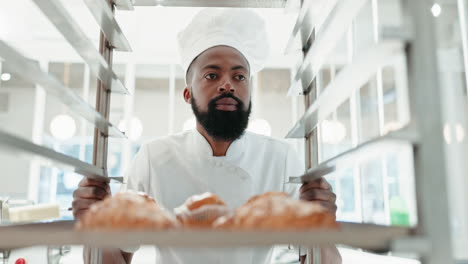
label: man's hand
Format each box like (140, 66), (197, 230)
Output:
(299, 177), (337, 217)
(299, 178), (342, 264)
(72, 178), (111, 220)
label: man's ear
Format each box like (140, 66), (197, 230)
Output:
(183, 87), (191, 104)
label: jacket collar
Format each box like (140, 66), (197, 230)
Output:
(190, 129), (246, 159)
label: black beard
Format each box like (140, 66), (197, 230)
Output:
(191, 93), (251, 141)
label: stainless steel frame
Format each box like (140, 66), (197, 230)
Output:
(89, 0), (116, 262)
(32, 0), (129, 94)
(0, 130), (122, 183)
(133, 0), (286, 8)
(298, 13), (321, 264)
(114, 0), (134, 10)
(284, 0), (338, 54)
(285, 0), (458, 263)
(0, 41), (125, 138)
(405, 0), (454, 263)
(0, 221), (410, 252)
(83, 0), (133, 52)
(288, 0), (370, 96)
(288, 131), (416, 184)
(287, 41), (405, 138)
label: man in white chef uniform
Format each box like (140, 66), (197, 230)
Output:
(72, 8), (341, 264)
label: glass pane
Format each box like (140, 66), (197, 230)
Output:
(353, 1), (376, 55)
(335, 99), (353, 152)
(335, 168), (359, 222)
(358, 77), (380, 142)
(318, 99), (352, 162)
(360, 159), (386, 225)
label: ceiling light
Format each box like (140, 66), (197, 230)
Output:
(50, 114), (77, 141)
(1, 73), (11, 81)
(431, 3), (442, 17)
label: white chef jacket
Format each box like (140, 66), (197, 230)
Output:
(121, 129), (304, 264)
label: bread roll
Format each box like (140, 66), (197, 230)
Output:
(76, 192), (179, 230)
(183, 192), (226, 211)
(213, 191), (338, 230)
(174, 192), (228, 228)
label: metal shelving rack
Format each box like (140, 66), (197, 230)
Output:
(0, 0), (133, 263)
(0, 0), (462, 264)
(285, 0), (456, 264)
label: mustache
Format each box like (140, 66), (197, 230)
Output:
(208, 93), (243, 108)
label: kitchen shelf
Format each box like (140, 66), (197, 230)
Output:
(0, 130), (122, 183)
(0, 221), (411, 252)
(288, 131), (416, 184)
(132, 0), (286, 8)
(286, 41), (404, 138)
(31, 0), (129, 94)
(113, 0), (135, 10)
(284, 0), (338, 54)
(288, 0), (370, 96)
(0, 41), (125, 139)
(83, 0), (132, 52)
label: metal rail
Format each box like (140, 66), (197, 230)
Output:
(288, 131), (416, 184)
(0, 41), (125, 138)
(0, 130), (124, 183)
(113, 0), (135, 10)
(31, 0), (129, 94)
(284, 0), (338, 54)
(83, 0), (132, 52)
(0, 221), (411, 252)
(405, 0), (455, 263)
(286, 41), (404, 138)
(288, 0), (370, 96)
(89, 0), (116, 262)
(133, 0), (286, 7)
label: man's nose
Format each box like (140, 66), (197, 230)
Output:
(218, 78), (235, 93)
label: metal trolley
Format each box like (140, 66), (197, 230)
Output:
(0, 0), (467, 264)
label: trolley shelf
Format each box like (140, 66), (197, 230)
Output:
(113, 0), (135, 10)
(288, 0), (370, 96)
(285, 0), (338, 54)
(0, 221), (412, 252)
(133, 0), (286, 8)
(0, 130), (122, 183)
(31, 0), (129, 94)
(288, 132), (416, 184)
(286, 41), (404, 138)
(0, 41), (125, 139)
(83, 0), (133, 52)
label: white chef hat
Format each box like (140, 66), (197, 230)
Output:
(177, 8), (270, 80)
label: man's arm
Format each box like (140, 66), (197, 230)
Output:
(299, 177), (342, 264)
(73, 179), (135, 264)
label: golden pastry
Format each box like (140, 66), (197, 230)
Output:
(175, 192), (228, 228)
(214, 192), (338, 230)
(76, 192), (179, 230)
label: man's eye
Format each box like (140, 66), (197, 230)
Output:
(205, 73), (217, 80)
(235, 75), (246, 81)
